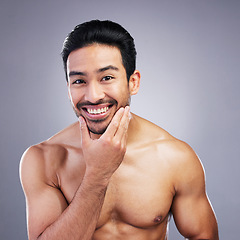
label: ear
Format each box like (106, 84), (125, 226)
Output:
(129, 70), (140, 95)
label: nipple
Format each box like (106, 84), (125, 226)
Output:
(154, 216), (162, 223)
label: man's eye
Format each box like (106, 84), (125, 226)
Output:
(102, 76), (114, 81)
(73, 79), (85, 84)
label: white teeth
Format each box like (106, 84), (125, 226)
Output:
(87, 107), (109, 115)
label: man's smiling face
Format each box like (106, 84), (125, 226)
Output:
(67, 44), (133, 136)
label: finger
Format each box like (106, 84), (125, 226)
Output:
(102, 107), (125, 138)
(79, 116), (90, 146)
(114, 106), (131, 141)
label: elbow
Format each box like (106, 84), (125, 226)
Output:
(188, 231), (219, 240)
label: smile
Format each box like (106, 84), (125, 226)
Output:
(86, 106), (109, 115)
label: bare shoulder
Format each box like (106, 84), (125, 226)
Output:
(19, 143), (66, 195)
(131, 114), (205, 186)
(161, 138), (205, 186)
(151, 127), (206, 193)
(20, 140), (67, 171)
(20, 122), (79, 190)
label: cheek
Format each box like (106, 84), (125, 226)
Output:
(107, 87), (127, 102)
(68, 89), (82, 105)
(109, 81), (129, 96)
(112, 87), (131, 106)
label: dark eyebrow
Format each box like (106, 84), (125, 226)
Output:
(68, 71), (87, 77)
(97, 65), (119, 73)
(68, 65), (118, 78)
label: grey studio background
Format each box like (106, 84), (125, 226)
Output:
(0, 0), (239, 239)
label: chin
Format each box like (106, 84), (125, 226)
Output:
(87, 122), (109, 135)
(88, 128), (106, 135)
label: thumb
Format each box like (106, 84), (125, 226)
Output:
(79, 116), (90, 146)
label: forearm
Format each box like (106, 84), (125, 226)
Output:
(36, 173), (109, 240)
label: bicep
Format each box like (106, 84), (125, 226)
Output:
(170, 149), (218, 239)
(172, 192), (217, 239)
(20, 147), (68, 239)
(26, 184), (68, 239)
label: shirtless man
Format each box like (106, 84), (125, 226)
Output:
(20, 20), (219, 240)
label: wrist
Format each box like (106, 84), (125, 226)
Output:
(84, 168), (111, 187)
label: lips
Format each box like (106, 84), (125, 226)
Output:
(86, 106), (109, 115)
(81, 104), (114, 121)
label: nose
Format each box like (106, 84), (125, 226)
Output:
(85, 81), (105, 103)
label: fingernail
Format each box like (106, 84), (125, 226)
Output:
(125, 106), (130, 111)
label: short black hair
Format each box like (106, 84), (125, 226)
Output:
(61, 20), (137, 81)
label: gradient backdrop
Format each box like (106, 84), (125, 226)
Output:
(0, 0), (239, 239)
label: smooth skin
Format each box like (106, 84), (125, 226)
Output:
(20, 44), (218, 240)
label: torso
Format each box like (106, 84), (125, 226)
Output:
(38, 114), (179, 240)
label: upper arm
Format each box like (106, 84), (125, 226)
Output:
(20, 146), (68, 240)
(171, 143), (219, 240)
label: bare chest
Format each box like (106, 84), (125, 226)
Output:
(59, 149), (174, 230)
(99, 163), (173, 229)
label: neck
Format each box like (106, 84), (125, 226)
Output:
(89, 132), (102, 140)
